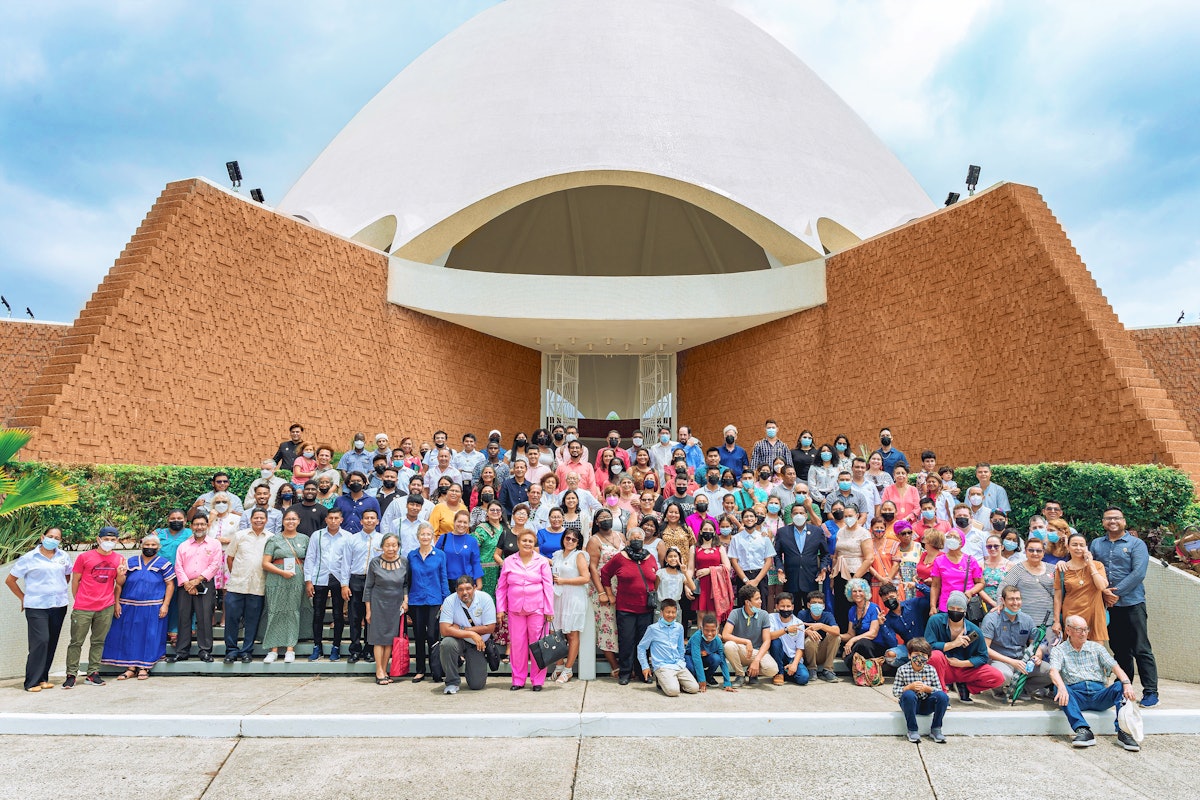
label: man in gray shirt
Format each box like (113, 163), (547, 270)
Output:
(720, 584), (779, 685)
(981, 585), (1050, 697)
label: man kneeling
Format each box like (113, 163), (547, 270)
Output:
(438, 576), (497, 695)
(1049, 614), (1140, 751)
(892, 637), (949, 744)
(637, 599), (699, 696)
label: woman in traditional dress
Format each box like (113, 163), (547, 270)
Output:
(102, 533), (175, 679)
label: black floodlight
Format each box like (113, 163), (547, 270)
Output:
(226, 160), (243, 189)
(966, 164), (981, 193)
(945, 192), (960, 206)
(250, 188), (264, 203)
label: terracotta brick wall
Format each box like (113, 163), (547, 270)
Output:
(1131, 324), (1200, 447)
(12, 179), (542, 466)
(679, 183), (1200, 485)
(0, 320), (69, 426)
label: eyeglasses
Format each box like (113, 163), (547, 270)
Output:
(1066, 625), (1089, 632)
(214, 479), (230, 485)
(985, 544), (1001, 550)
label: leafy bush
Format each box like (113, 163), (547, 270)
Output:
(7, 463), (290, 548)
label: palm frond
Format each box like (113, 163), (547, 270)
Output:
(0, 474), (78, 517)
(0, 428), (33, 464)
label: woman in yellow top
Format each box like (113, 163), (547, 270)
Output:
(428, 483), (468, 536)
(1053, 532), (1109, 642)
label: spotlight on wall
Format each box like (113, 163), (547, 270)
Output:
(25, 307), (35, 319)
(250, 188), (264, 203)
(0, 295), (10, 316)
(966, 164), (981, 195)
(945, 192), (960, 206)
(226, 161), (243, 190)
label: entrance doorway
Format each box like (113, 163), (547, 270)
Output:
(542, 354), (675, 454)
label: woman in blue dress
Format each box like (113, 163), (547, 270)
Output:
(102, 533), (176, 679)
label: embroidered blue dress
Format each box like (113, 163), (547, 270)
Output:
(102, 555), (176, 669)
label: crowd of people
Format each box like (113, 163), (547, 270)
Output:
(5, 422), (1160, 748)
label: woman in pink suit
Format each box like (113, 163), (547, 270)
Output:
(497, 530), (555, 690)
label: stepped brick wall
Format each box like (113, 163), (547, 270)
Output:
(11, 179), (542, 466)
(1131, 324), (1200, 448)
(0, 320), (69, 426)
(678, 183), (1200, 486)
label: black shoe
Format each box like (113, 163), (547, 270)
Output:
(167, 652), (190, 663)
(956, 683), (973, 702)
(746, 675), (758, 685)
(818, 669), (839, 683)
(1072, 727), (1096, 747)
(199, 652), (214, 663)
(532, 685), (543, 692)
(240, 654), (252, 664)
(348, 653), (360, 664)
(618, 675), (630, 685)
(62, 675), (76, 689)
(706, 676), (719, 686)
(364, 653), (375, 663)
(224, 654), (237, 664)
(510, 684), (525, 691)
(1116, 730), (1140, 751)
(84, 673), (105, 686)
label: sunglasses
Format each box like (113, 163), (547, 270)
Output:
(986, 544), (1001, 550)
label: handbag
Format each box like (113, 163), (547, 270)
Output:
(963, 556), (986, 624)
(389, 630), (410, 677)
(851, 652), (885, 686)
(462, 601), (503, 671)
(636, 557), (659, 613)
(529, 624), (569, 670)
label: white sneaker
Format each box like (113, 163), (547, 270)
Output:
(444, 684), (458, 695)
(283, 652), (295, 663)
(263, 652), (278, 664)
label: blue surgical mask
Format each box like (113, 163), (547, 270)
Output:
(1047, 532), (1060, 544)
(1003, 607), (1019, 618)
(838, 480), (851, 491)
(800, 437), (812, 447)
(820, 451), (832, 462)
(658, 617), (674, 628)
(835, 443), (847, 453)
(1003, 540), (1019, 552)
(660, 434), (670, 445)
(766, 427), (777, 438)
(921, 509), (935, 520)
(767, 503), (780, 514)
(42, 537), (60, 551)
(808, 604), (825, 617)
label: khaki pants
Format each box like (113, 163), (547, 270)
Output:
(65, 607), (114, 676)
(803, 633), (839, 672)
(654, 665), (700, 697)
(723, 640), (779, 678)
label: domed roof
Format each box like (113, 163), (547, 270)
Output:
(278, 0), (933, 260)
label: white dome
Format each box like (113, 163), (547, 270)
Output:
(278, 0), (933, 261)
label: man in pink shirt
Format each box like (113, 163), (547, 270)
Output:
(64, 527), (125, 688)
(170, 514), (224, 663)
(556, 439), (598, 499)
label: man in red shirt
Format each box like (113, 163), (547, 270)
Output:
(64, 527), (125, 688)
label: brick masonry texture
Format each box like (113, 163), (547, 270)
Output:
(0, 320), (69, 426)
(11, 179), (542, 466)
(1131, 325), (1200, 448)
(678, 183), (1200, 486)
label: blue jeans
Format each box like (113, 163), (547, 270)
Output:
(899, 689), (949, 732)
(769, 640), (810, 685)
(1061, 680), (1124, 732)
(224, 592), (264, 658)
(885, 644), (910, 668)
(687, 649), (725, 683)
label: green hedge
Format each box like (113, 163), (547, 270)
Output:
(9, 463), (289, 548)
(938, 462), (1195, 537)
(5, 460), (1196, 549)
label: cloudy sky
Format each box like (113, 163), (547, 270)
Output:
(1, 0), (1196, 326)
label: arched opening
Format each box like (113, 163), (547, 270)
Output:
(445, 186), (772, 276)
(816, 217), (862, 254)
(351, 215), (398, 252)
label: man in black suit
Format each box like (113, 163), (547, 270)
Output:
(773, 492), (830, 606)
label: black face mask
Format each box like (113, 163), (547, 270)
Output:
(374, 465), (385, 474)
(721, 479), (735, 488)
(947, 610), (966, 623)
(535, 435), (549, 446)
(481, 493), (494, 503)
(954, 517), (970, 529)
(553, 432), (564, 441)
(883, 598), (899, 611)
(598, 518), (613, 532)
(142, 547), (159, 558)
(608, 438), (619, 447)
(706, 474), (718, 485)
(626, 538), (642, 552)
(675, 486), (687, 496)
(695, 505), (708, 515)
(758, 472), (770, 480)
(382, 480), (396, 489)
(516, 439), (528, 447)
(777, 609), (793, 619)
(755, 514), (766, 526)
(725, 435), (735, 445)
(880, 436), (892, 446)
(700, 531), (714, 541)
(881, 512), (895, 522)
(831, 509), (845, 521)
(992, 520), (1006, 531)
(348, 482), (364, 492)
(167, 520), (185, 532)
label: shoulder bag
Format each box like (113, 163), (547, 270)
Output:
(964, 555), (986, 624)
(636, 557), (659, 613)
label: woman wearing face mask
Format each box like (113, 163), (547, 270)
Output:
(922, 474), (955, 524)
(529, 429), (555, 469)
(717, 513), (740, 550)
(868, 516), (900, 607)
(893, 521), (922, 602)
(1053, 532), (1109, 643)
(754, 465), (775, 499)
(291, 442), (318, 488)
(600, 484), (631, 534)
(587, 509), (626, 677)
(930, 525), (984, 614)
(314, 477), (340, 509)
(469, 475), (495, 528)
(274, 486), (297, 512)
(260, 509), (310, 664)
(599, 521), (659, 685)
(881, 464), (920, 526)
(790, 431), (818, 482)
(101, 533), (175, 680)
(1044, 519), (1070, 564)
(474, 500), (510, 598)
(731, 470), (757, 511)
(831, 507), (874, 631)
(508, 432), (530, 465)
(6, 528), (72, 691)
(832, 435), (854, 472)
(729, 508), (777, 612)
(1001, 528), (1024, 563)
(979, 534), (1011, 613)
(630, 448), (654, 491)
(693, 519), (734, 627)
(808, 444), (839, 510)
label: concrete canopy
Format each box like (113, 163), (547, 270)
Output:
(277, 0), (934, 263)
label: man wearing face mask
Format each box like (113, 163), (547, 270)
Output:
(366, 454), (389, 492)
(648, 427), (679, 481)
(333, 472), (382, 534)
(873, 428), (909, 477)
(696, 463), (730, 509)
(239, 484), (284, 535)
(600, 525), (660, 685)
(667, 472), (696, 518)
(822, 470), (871, 519)
(595, 431), (632, 473)
(924, 591), (1005, 702)
(797, 591), (841, 682)
(245, 459), (286, 507)
(718, 425), (750, 475)
(750, 419), (790, 474)
(878, 581), (928, 670)
(892, 638), (949, 743)
(337, 432), (374, 488)
(773, 500), (830, 603)
(913, 497), (950, 541)
(767, 592), (809, 686)
(684, 495), (717, 536)
(188, 473), (244, 522)
(170, 514), (223, 664)
(64, 527), (126, 687)
(374, 467), (402, 518)
(982, 585), (1051, 699)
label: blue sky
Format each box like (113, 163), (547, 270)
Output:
(1, 0), (1197, 326)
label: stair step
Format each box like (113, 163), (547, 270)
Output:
(81, 660), (518, 677)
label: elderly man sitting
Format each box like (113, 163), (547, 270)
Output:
(1049, 614), (1140, 751)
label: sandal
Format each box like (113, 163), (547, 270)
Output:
(375, 676), (390, 685)
(412, 673), (425, 683)
(555, 669), (572, 684)
(137, 669), (150, 680)
(117, 670), (135, 681)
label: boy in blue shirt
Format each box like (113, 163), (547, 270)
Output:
(797, 590), (840, 682)
(638, 599), (700, 697)
(686, 613), (736, 692)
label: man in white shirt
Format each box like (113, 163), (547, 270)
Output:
(244, 460), (287, 507)
(848, 457), (882, 517)
(453, 433), (486, 492)
(424, 448), (463, 497)
(387, 495), (427, 555)
(423, 430), (457, 469)
(303, 509), (351, 662)
(649, 426), (679, 480)
(438, 577), (497, 694)
(767, 592), (809, 685)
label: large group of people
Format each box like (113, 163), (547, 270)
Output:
(5, 422), (1160, 749)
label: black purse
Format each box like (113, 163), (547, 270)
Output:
(636, 557), (659, 613)
(964, 556), (986, 624)
(530, 623), (569, 670)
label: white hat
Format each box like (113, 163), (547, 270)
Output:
(1118, 701), (1144, 742)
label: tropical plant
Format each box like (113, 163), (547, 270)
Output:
(0, 428), (78, 562)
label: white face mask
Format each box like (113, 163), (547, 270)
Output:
(969, 495), (982, 506)
(99, 540), (117, 552)
(354, 440), (365, 450)
(214, 503), (230, 513)
(632, 437), (643, 447)
(945, 537), (962, 551)
(261, 469), (274, 480)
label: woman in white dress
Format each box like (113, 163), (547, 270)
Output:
(551, 529), (590, 683)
